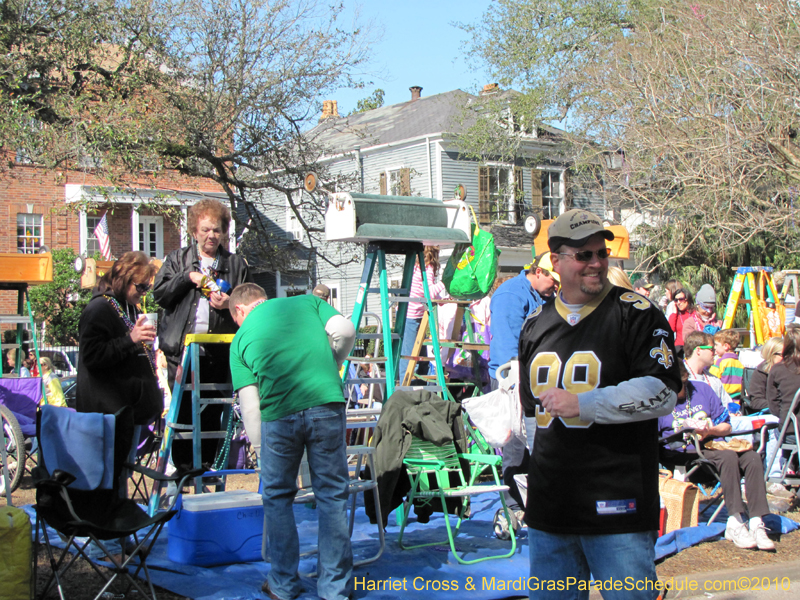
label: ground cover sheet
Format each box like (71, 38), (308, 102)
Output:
(25, 494), (798, 600)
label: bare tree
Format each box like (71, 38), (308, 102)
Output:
(0, 0), (374, 269)
(460, 0), (800, 272)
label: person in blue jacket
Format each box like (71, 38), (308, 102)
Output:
(488, 250), (559, 537)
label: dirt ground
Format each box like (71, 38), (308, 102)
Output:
(10, 473), (800, 599)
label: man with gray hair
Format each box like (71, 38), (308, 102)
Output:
(228, 283), (355, 600)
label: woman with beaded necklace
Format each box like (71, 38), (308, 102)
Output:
(76, 251), (161, 428)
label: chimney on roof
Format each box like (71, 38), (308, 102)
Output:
(480, 83), (500, 96)
(409, 86), (422, 101)
(320, 100), (339, 121)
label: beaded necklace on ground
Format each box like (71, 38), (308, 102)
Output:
(103, 295), (157, 375)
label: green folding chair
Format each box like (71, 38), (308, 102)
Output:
(397, 437), (516, 564)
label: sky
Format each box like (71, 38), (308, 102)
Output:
(332, 1), (493, 115)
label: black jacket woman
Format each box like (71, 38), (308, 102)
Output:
(76, 251), (161, 425)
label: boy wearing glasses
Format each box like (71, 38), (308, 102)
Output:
(518, 209), (681, 599)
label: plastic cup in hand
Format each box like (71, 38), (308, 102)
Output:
(142, 313), (158, 347)
(727, 402), (741, 415)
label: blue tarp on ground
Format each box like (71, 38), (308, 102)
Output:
(25, 495), (799, 600)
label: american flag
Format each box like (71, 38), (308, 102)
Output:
(93, 212), (112, 260)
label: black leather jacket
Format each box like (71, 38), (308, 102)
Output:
(153, 243), (252, 361)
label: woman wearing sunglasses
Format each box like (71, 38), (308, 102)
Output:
(76, 251), (162, 427)
(668, 287), (695, 357)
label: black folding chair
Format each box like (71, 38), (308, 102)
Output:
(765, 388), (800, 489)
(32, 405), (200, 600)
(660, 429), (727, 525)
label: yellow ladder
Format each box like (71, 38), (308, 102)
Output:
(721, 267), (782, 347)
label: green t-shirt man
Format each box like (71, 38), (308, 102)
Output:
(230, 294), (346, 422)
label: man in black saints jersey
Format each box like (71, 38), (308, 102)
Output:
(519, 209), (681, 600)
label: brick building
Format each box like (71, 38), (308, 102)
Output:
(0, 161), (226, 314)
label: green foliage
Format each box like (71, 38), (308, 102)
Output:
(351, 89), (385, 114)
(460, 0), (800, 265)
(0, 0), (374, 271)
(357, 326), (380, 357)
(28, 248), (92, 345)
(639, 224), (800, 329)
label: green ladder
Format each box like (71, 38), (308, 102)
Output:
(148, 334), (237, 515)
(342, 242), (447, 398)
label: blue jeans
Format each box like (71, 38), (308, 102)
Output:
(528, 529), (659, 600)
(261, 403), (353, 600)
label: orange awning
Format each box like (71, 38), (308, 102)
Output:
(533, 221), (630, 259)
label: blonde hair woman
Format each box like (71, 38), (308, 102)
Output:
(39, 357), (66, 407)
(748, 337), (783, 413)
(607, 266), (634, 290)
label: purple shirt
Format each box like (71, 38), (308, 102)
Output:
(658, 379), (729, 452)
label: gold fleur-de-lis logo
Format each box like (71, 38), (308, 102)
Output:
(650, 340), (674, 369)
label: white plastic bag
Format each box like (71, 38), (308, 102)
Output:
(497, 360), (524, 442)
(463, 387), (515, 447)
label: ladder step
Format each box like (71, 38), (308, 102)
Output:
(357, 333), (400, 340)
(173, 431), (231, 440)
(396, 385), (443, 392)
(167, 422), (194, 430)
(198, 397), (236, 405)
(389, 296), (427, 303)
(348, 356), (387, 363)
(0, 343), (23, 350)
(0, 315), (32, 324)
(366, 287), (410, 294)
(345, 378), (387, 385)
(196, 383), (234, 392)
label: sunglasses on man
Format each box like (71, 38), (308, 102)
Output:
(557, 248), (612, 262)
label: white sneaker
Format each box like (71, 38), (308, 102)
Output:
(767, 482), (795, 499)
(725, 522), (757, 549)
(751, 523), (776, 551)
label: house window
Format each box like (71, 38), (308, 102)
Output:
(138, 216), (164, 258)
(541, 171), (562, 220)
(17, 213), (43, 253)
(478, 165), (515, 224)
(286, 193), (304, 241)
(85, 215), (102, 255)
(379, 168), (410, 195)
(276, 270), (310, 298)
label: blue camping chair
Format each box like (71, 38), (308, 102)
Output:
(32, 404), (201, 600)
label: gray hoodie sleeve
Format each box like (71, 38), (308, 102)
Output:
(578, 376), (678, 424)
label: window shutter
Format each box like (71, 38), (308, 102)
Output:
(380, 172), (387, 195)
(562, 169), (572, 209)
(514, 167), (524, 222)
(530, 168), (543, 211)
(478, 166), (489, 225)
(400, 168), (411, 195)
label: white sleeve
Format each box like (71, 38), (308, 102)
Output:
(325, 314), (356, 367)
(237, 385), (261, 461)
(578, 376), (678, 424)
